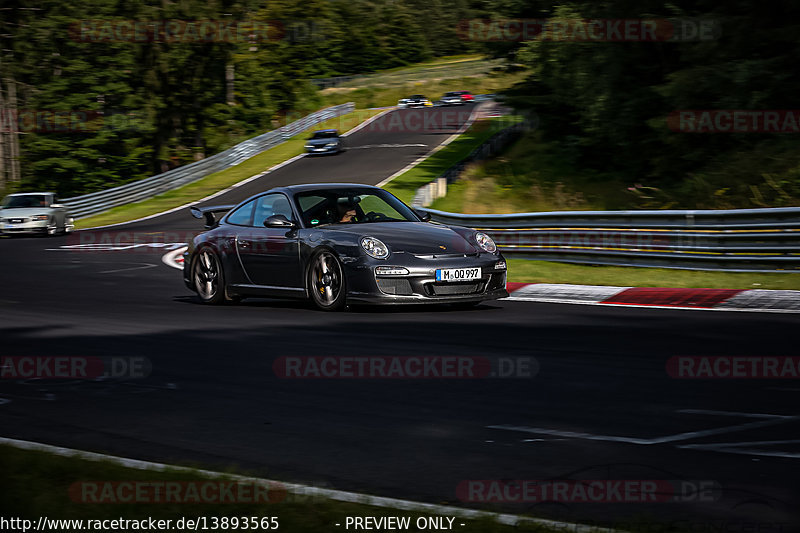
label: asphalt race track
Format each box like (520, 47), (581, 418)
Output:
(2, 105), (799, 531)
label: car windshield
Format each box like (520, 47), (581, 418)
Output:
(295, 189), (419, 227)
(410, 95), (424, 99)
(1, 195), (47, 208)
(311, 131), (338, 140)
(444, 92), (460, 97)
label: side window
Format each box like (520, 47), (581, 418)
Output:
(226, 200), (256, 226)
(254, 194), (294, 226)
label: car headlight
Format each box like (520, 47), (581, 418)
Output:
(361, 237), (390, 259)
(475, 232), (497, 253)
(32, 215), (50, 221)
(325, 142), (338, 147)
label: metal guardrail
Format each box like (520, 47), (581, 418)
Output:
(407, 107), (799, 272)
(424, 207), (800, 272)
(63, 103), (355, 218)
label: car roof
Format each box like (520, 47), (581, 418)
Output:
(313, 129), (338, 133)
(280, 183), (381, 193)
(6, 192), (54, 196)
(236, 183), (383, 206)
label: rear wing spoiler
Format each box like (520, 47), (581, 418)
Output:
(189, 204), (236, 229)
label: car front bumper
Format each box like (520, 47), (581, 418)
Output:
(344, 252), (508, 305)
(305, 145), (340, 154)
(0, 220), (50, 235)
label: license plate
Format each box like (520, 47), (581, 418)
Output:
(436, 267), (481, 282)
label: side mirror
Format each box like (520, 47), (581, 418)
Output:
(264, 214), (296, 228)
(415, 209), (432, 222)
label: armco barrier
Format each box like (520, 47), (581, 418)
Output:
(422, 207), (800, 272)
(63, 103), (355, 218)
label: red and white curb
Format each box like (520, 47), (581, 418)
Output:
(505, 283), (800, 313)
(162, 247), (187, 270)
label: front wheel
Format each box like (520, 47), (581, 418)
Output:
(193, 248), (226, 305)
(307, 249), (347, 311)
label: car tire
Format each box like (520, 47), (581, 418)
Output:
(45, 219), (58, 237)
(307, 249), (347, 311)
(192, 248), (226, 305)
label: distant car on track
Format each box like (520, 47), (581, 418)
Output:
(184, 184), (508, 310)
(304, 129), (344, 155)
(438, 91), (467, 106)
(452, 90), (475, 102)
(0, 192), (74, 236)
(398, 95), (433, 108)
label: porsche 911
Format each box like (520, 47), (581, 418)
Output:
(183, 184), (508, 310)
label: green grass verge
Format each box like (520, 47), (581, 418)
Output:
(506, 259), (800, 290)
(429, 130), (625, 214)
(75, 109), (384, 229)
(383, 116), (523, 205)
(0, 444), (565, 533)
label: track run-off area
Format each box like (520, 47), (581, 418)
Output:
(1, 105), (799, 531)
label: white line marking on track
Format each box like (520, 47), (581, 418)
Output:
(678, 440), (800, 460)
(98, 263), (158, 274)
(677, 409), (796, 419)
(489, 411), (799, 446)
(348, 143), (428, 149)
(0, 436), (627, 533)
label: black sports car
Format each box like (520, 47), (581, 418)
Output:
(183, 184), (508, 310)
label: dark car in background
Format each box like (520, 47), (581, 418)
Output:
(304, 129), (344, 154)
(184, 184), (507, 311)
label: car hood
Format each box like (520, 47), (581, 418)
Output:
(326, 222), (478, 255)
(306, 138), (338, 146)
(0, 207), (52, 218)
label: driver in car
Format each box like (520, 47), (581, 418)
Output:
(337, 201), (358, 223)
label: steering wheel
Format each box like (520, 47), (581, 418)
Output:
(364, 211), (389, 222)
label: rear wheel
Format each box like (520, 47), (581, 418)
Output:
(193, 248), (226, 305)
(307, 249), (346, 311)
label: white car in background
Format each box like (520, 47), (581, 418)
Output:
(0, 192), (74, 236)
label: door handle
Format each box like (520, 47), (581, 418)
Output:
(239, 240), (251, 248)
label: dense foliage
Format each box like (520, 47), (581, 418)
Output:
(491, 0), (800, 208)
(0, 0), (474, 196)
